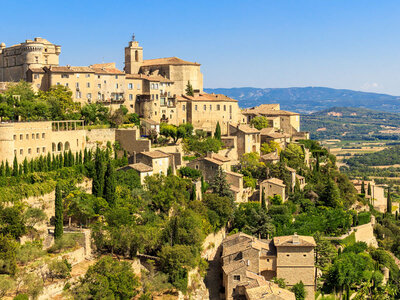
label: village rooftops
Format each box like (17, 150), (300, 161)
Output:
(273, 233), (316, 247)
(43, 63), (124, 75)
(235, 124), (260, 134)
(126, 163), (153, 173)
(222, 260), (246, 274)
(261, 178), (285, 187)
(176, 93), (237, 102)
(261, 152), (279, 161)
(142, 56), (200, 66)
(245, 281), (296, 300)
(140, 150), (170, 159)
(243, 104), (299, 116)
(222, 238), (273, 258)
(125, 73), (173, 83)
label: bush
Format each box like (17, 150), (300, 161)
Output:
(16, 241), (45, 265)
(357, 211), (371, 226)
(13, 294), (29, 300)
(47, 233), (82, 253)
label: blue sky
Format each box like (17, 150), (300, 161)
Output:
(2, 0), (400, 94)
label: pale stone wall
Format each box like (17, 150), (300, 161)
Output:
(115, 128), (150, 154)
(86, 128), (116, 148)
(202, 227), (226, 260)
(260, 181), (286, 202)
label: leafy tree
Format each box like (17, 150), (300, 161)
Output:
(92, 148), (106, 197)
(12, 156), (18, 177)
(291, 281), (306, 300)
(0, 234), (18, 275)
(214, 121), (221, 140)
(261, 140), (281, 155)
(71, 256), (140, 300)
(319, 178), (342, 208)
(0, 206), (26, 239)
(361, 181), (365, 195)
(204, 194), (235, 229)
(210, 168), (233, 199)
(314, 233), (337, 271)
(178, 166), (202, 180)
(185, 81), (194, 96)
(104, 161), (116, 207)
(81, 103), (109, 125)
(48, 259), (71, 281)
(0, 275), (15, 298)
(261, 187), (266, 210)
(182, 136), (222, 156)
(250, 116), (270, 130)
(54, 183), (63, 240)
(38, 85), (79, 120)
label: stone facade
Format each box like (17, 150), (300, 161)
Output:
(260, 178), (286, 203)
(228, 124), (261, 157)
(221, 232), (315, 300)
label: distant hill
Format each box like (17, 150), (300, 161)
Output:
(301, 106), (400, 140)
(204, 87), (400, 113)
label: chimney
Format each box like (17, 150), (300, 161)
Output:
(206, 151), (212, 158)
(292, 232), (300, 245)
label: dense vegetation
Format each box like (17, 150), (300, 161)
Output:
(302, 107), (400, 141)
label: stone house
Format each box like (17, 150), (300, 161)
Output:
(260, 151), (279, 164)
(140, 119), (160, 136)
(221, 232), (315, 300)
(259, 127), (290, 149)
(120, 163), (153, 185)
(228, 124), (261, 157)
(135, 150), (172, 175)
(259, 178), (286, 203)
(286, 166), (306, 190)
(351, 179), (386, 212)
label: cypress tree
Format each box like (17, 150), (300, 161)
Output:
(75, 152), (79, 165)
(387, 188), (392, 214)
(367, 182), (372, 196)
(167, 166), (173, 176)
(84, 148), (88, 164)
(69, 150), (74, 166)
(54, 183), (63, 240)
(29, 159), (34, 173)
(47, 153), (52, 170)
(104, 160), (116, 207)
(92, 148), (106, 197)
(0, 161), (4, 177)
(214, 121), (221, 140)
(122, 150), (128, 165)
(191, 184), (197, 201)
(23, 158), (28, 174)
(5, 160), (10, 177)
(261, 187), (266, 210)
(361, 181), (365, 196)
(396, 210), (398, 220)
(59, 153), (64, 168)
(52, 154), (57, 170)
(63, 151), (69, 167)
(12, 156), (18, 177)
(185, 80), (194, 96)
(79, 150), (83, 165)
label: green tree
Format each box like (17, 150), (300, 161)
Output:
(54, 183), (63, 240)
(23, 158), (28, 174)
(12, 156), (18, 177)
(367, 182), (371, 196)
(261, 140), (281, 155)
(104, 161), (116, 207)
(261, 187), (266, 210)
(210, 168), (233, 198)
(185, 81), (194, 96)
(361, 181), (365, 195)
(291, 281), (306, 300)
(5, 161), (10, 177)
(71, 256), (140, 300)
(214, 121), (221, 140)
(92, 148), (105, 197)
(387, 188), (392, 214)
(0, 234), (18, 275)
(250, 116), (270, 130)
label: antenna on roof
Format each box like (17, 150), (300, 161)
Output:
(131, 33), (136, 41)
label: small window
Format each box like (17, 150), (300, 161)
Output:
(36, 133), (39, 139)
(195, 105), (198, 111)
(98, 84), (101, 88)
(32, 133), (35, 139)
(128, 83), (133, 89)
(19, 134), (23, 140)
(182, 105), (186, 111)
(115, 75), (118, 79)
(303, 254), (307, 257)
(210, 105), (212, 111)
(98, 75), (100, 79)
(28, 148), (31, 154)
(104, 80), (107, 84)
(26, 134), (29, 140)
(34, 74), (40, 79)
(42, 147), (46, 153)
(129, 94), (133, 100)
(217, 104), (220, 111)
(267, 259), (270, 262)
(36, 147), (40, 154)
(87, 93), (92, 99)
(42, 133), (45, 139)
(87, 82), (90, 88)
(156, 94), (158, 100)
(286, 254), (290, 257)
(203, 105), (206, 111)
(224, 105), (226, 111)
(195, 165), (199, 170)
(61, 74), (69, 78)
(13, 135), (16, 140)
(35, 56), (38, 63)
(116, 83), (118, 89)
(20, 149), (23, 155)
(76, 74), (80, 78)
(86, 74), (90, 78)
(233, 275), (240, 281)
(65, 83), (69, 87)
(137, 83), (141, 89)
(14, 149), (17, 156)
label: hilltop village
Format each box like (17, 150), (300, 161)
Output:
(0, 37), (399, 300)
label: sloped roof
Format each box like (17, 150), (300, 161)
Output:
(273, 234), (316, 247)
(245, 282), (296, 300)
(243, 104), (298, 116)
(177, 93), (237, 103)
(222, 260), (246, 274)
(236, 124), (260, 134)
(142, 56), (200, 66)
(28, 67), (45, 73)
(140, 150), (170, 159)
(261, 152), (279, 161)
(211, 153), (231, 162)
(126, 73), (173, 83)
(127, 163), (153, 172)
(261, 178), (285, 187)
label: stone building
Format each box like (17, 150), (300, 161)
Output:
(120, 163), (153, 185)
(259, 178), (286, 203)
(0, 37), (60, 82)
(228, 124), (261, 157)
(135, 150), (172, 175)
(0, 120), (85, 164)
(221, 232), (315, 300)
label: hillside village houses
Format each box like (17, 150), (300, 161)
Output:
(0, 36), (320, 297)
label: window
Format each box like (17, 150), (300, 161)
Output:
(170, 114), (172, 119)
(224, 105), (226, 111)
(76, 91), (81, 99)
(182, 105), (186, 111)
(116, 83), (118, 89)
(61, 74), (69, 78)
(37, 84), (40, 88)
(98, 75), (101, 79)
(35, 56), (38, 63)
(19, 134), (23, 140)
(128, 83), (133, 89)
(44, 56), (48, 64)
(42, 133), (45, 139)
(36, 147), (40, 154)
(13, 135), (16, 140)
(104, 80), (106, 84)
(233, 275), (240, 281)
(151, 95), (154, 100)
(42, 147), (46, 153)
(65, 83), (69, 87)
(76, 74), (80, 78)
(87, 93), (92, 99)
(195, 105), (198, 111)
(115, 75), (118, 79)
(286, 254), (290, 257)
(34, 74), (40, 79)
(20, 149), (23, 155)
(98, 84), (101, 88)
(56, 82), (60, 85)
(210, 105), (212, 111)
(14, 149), (17, 156)
(168, 91), (171, 97)
(155, 83), (159, 89)
(26, 134), (29, 140)
(76, 82), (79, 88)
(203, 105), (206, 111)
(130, 104), (134, 108)
(97, 92), (102, 100)
(217, 104), (220, 111)
(36, 133), (39, 139)
(32, 133), (35, 139)
(129, 94), (133, 100)
(87, 82), (90, 88)
(151, 83), (154, 90)
(156, 94), (158, 100)
(137, 83), (141, 90)
(267, 259), (270, 262)
(28, 148), (31, 154)
(303, 254), (307, 257)
(86, 74), (90, 78)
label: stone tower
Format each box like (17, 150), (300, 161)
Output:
(124, 41), (143, 74)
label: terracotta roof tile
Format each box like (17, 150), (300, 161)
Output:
(140, 150), (170, 159)
(273, 234), (316, 247)
(127, 163), (153, 172)
(261, 178), (285, 187)
(179, 93), (237, 103)
(142, 56), (200, 66)
(222, 260), (246, 274)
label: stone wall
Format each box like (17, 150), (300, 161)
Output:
(202, 227), (226, 260)
(86, 128), (116, 149)
(116, 128), (150, 154)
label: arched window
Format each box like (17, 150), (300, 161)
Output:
(65, 141), (70, 151)
(57, 142), (63, 152)
(135, 50), (139, 62)
(52, 143), (56, 152)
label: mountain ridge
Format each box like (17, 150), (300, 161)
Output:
(204, 86), (400, 113)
